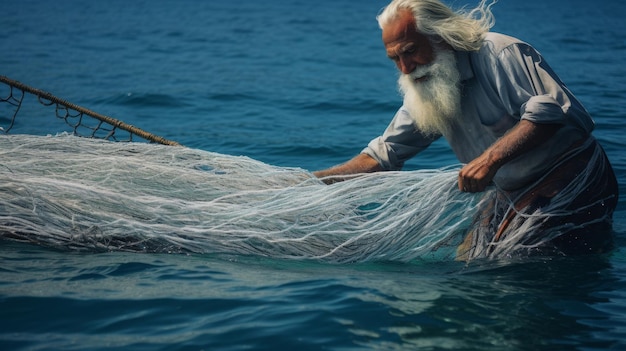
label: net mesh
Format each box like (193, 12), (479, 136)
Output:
(0, 134), (485, 263)
(0, 134), (613, 263)
(0, 75), (180, 145)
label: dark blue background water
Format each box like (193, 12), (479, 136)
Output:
(2, 0), (626, 350)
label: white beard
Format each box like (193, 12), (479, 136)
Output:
(398, 48), (462, 136)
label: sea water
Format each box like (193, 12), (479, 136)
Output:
(1, 0), (626, 350)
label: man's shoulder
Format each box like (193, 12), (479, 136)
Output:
(481, 32), (528, 54)
(463, 32), (535, 77)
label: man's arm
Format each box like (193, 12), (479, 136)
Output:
(458, 119), (561, 192)
(313, 153), (384, 184)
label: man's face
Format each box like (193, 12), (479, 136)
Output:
(384, 10), (462, 137)
(382, 10), (435, 78)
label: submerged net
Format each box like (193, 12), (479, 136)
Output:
(0, 134), (485, 263)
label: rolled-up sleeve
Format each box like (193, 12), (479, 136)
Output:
(362, 108), (439, 170)
(493, 43), (594, 133)
(522, 94), (569, 124)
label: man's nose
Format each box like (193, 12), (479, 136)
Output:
(398, 57), (416, 75)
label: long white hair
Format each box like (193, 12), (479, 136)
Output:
(377, 0), (496, 51)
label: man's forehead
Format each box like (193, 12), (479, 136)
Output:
(381, 10), (419, 46)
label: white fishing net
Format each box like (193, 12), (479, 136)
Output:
(0, 134), (486, 263)
(0, 134), (614, 263)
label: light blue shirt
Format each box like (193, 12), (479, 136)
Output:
(363, 32), (593, 190)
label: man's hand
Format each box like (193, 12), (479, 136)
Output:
(458, 120), (561, 193)
(458, 153), (499, 192)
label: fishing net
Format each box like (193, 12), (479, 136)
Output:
(0, 134), (486, 263)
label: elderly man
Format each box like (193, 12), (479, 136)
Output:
(313, 0), (618, 259)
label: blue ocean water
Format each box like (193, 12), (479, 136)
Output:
(1, 0), (626, 350)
